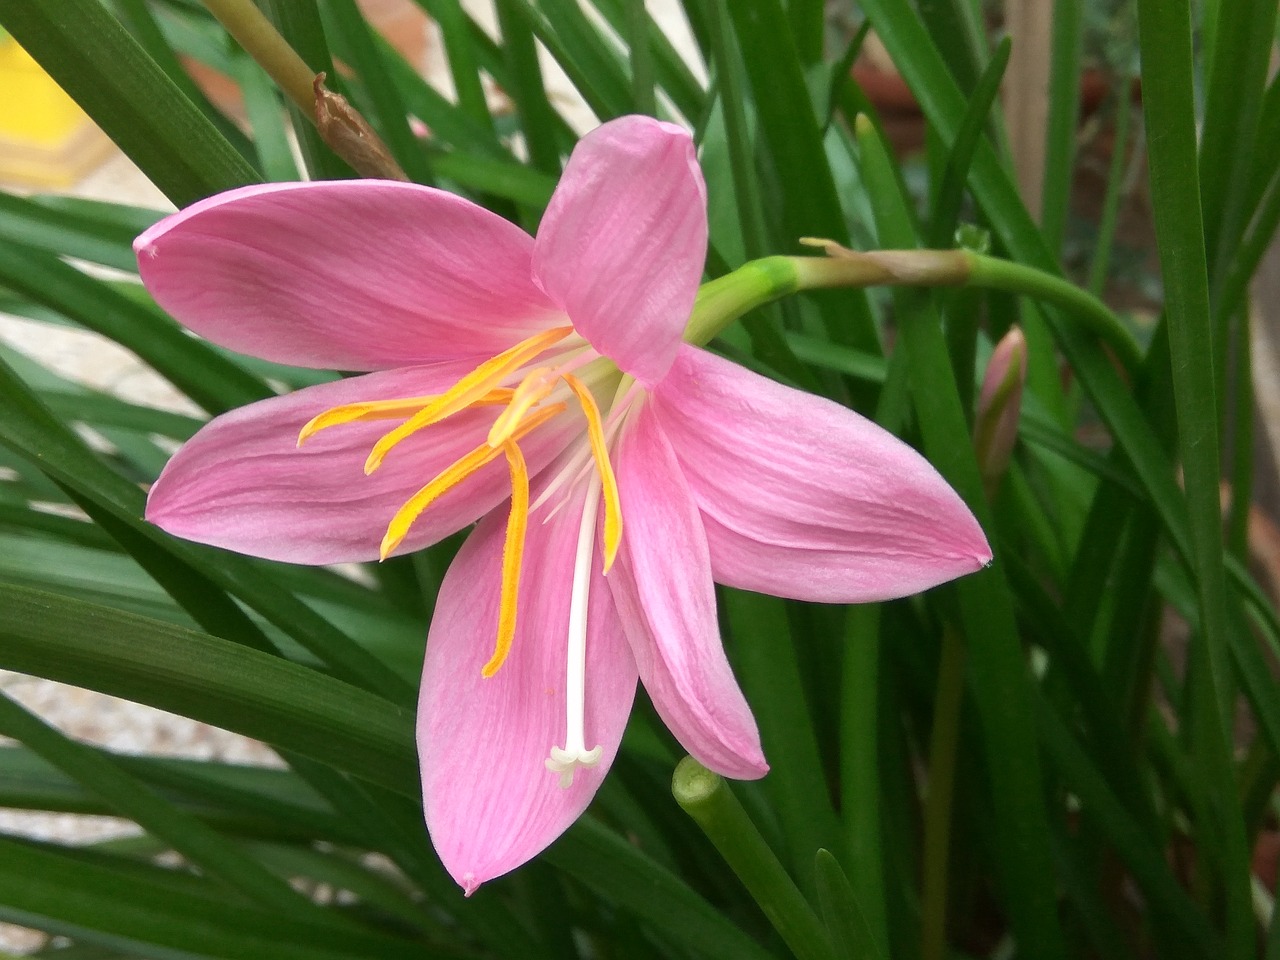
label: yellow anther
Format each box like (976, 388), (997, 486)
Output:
(562, 374), (622, 573)
(483, 439), (529, 678)
(297, 390), (515, 447)
(488, 367), (557, 449)
(365, 325), (573, 474)
(378, 403), (566, 560)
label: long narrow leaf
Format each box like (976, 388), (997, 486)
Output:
(0, 583), (416, 795)
(0, 835), (431, 960)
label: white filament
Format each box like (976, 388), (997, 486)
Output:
(545, 475), (603, 789)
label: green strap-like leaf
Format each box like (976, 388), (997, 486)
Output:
(1135, 2), (1252, 953)
(0, 583), (416, 794)
(856, 116), (1069, 960)
(0, 692), (326, 920)
(546, 819), (778, 960)
(0, 835), (435, 960)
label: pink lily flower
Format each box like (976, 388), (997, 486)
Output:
(136, 115), (991, 894)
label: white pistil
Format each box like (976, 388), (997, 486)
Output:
(545, 475), (603, 789)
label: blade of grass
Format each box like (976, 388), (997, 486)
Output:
(1040, 0), (1083, 254)
(0, 193), (159, 273)
(917, 0), (984, 93)
(1225, 311), (1254, 557)
(1086, 85), (1135, 296)
(591, 0), (707, 123)
(624, 0), (656, 115)
(1199, 0), (1278, 284)
(0, 746), (357, 844)
(112, 0), (258, 165)
(66, 488), (282, 656)
(1035, 696), (1222, 957)
(0, 583), (416, 795)
(1135, 1), (1251, 952)
(494, 0), (563, 177)
(723, 591), (843, 890)
(919, 625), (965, 960)
(0, 835), (431, 960)
(0, 692), (328, 922)
(705, 0), (818, 389)
(856, 115), (1068, 960)
(1244, 75), (1280, 225)
(927, 36), (1012, 247)
(426, 150), (556, 207)
(282, 764), (553, 960)
(835, 363), (914, 960)
(375, 40), (521, 160)
(822, 20), (871, 131)
(236, 54), (303, 181)
(726, 1), (882, 359)
(1215, 167), (1280, 335)
(524, 0), (633, 118)
(546, 819), (778, 960)
(429, 0), (498, 137)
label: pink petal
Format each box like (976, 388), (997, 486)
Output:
(609, 405), (766, 780)
(531, 116), (707, 386)
(653, 346), (992, 603)
(420, 486), (637, 892)
(146, 362), (578, 564)
(135, 181), (561, 371)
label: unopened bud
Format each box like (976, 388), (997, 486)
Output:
(974, 327), (1027, 497)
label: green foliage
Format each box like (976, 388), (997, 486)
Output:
(0, 0), (1277, 956)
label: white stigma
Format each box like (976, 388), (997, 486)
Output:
(545, 475), (602, 789)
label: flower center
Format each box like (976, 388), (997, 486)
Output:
(297, 326), (625, 681)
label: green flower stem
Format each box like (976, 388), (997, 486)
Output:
(965, 254), (1142, 372)
(919, 625), (966, 960)
(203, 0), (407, 181)
(685, 256), (799, 347)
(202, 0), (316, 113)
(672, 757), (836, 960)
(686, 250), (1142, 374)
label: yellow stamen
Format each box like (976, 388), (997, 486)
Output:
(297, 390), (514, 447)
(365, 326), (573, 474)
(562, 373), (622, 573)
(483, 439), (529, 678)
(378, 403), (566, 559)
(487, 367), (557, 448)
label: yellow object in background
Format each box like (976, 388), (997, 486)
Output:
(0, 37), (114, 188)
